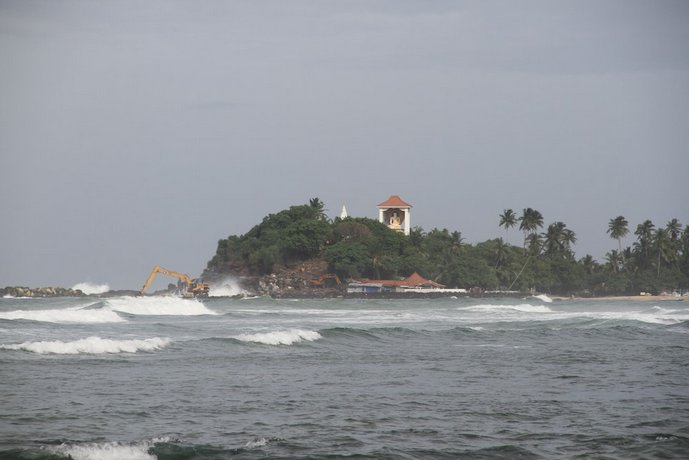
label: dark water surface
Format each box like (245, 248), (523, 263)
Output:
(1, 295), (688, 459)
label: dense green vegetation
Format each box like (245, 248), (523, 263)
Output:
(205, 199), (689, 296)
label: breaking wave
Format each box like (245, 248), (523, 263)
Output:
(72, 282), (110, 295)
(105, 296), (217, 316)
(0, 307), (125, 324)
(0, 336), (171, 354)
(233, 329), (322, 345)
(461, 304), (554, 313)
(531, 294), (553, 303)
(208, 277), (248, 297)
(47, 438), (164, 460)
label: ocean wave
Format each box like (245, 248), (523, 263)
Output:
(105, 296), (217, 316)
(589, 311), (689, 325)
(0, 336), (171, 354)
(531, 294), (553, 303)
(233, 329), (322, 345)
(72, 282), (110, 295)
(460, 304), (554, 313)
(46, 438), (166, 460)
(208, 277), (248, 297)
(0, 307), (125, 324)
(320, 326), (383, 341)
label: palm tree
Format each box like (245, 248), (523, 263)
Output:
(654, 228), (673, 278)
(309, 197), (327, 221)
(519, 208), (544, 248)
(498, 209), (518, 245)
(607, 216), (629, 253)
(544, 222), (565, 256)
(544, 222), (577, 258)
(526, 232), (542, 257)
(494, 238), (508, 269)
(605, 250), (622, 273)
(580, 254), (597, 275)
(666, 218), (682, 241)
(563, 228), (577, 249)
(449, 231), (464, 255)
(634, 220), (655, 266)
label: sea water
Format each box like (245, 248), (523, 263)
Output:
(1, 295), (688, 459)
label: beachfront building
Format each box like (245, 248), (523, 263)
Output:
(347, 272), (449, 294)
(377, 195), (412, 235)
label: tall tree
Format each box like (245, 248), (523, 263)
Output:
(607, 216), (629, 253)
(634, 220), (655, 266)
(605, 250), (623, 274)
(666, 218), (682, 241)
(519, 208), (544, 248)
(544, 222), (577, 258)
(498, 209), (518, 245)
(580, 254), (597, 275)
(309, 197), (327, 221)
(654, 228), (674, 278)
(526, 232), (542, 257)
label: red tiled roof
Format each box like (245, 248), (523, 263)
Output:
(357, 272), (445, 288)
(377, 195), (412, 208)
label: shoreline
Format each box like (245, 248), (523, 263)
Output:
(562, 295), (687, 302)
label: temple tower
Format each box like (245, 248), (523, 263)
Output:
(377, 195), (412, 235)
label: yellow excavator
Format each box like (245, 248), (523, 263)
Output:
(310, 273), (342, 288)
(140, 265), (209, 298)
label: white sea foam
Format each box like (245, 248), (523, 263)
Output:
(461, 304), (554, 313)
(234, 329), (322, 345)
(72, 282), (111, 295)
(106, 296), (217, 316)
(589, 310), (689, 325)
(0, 307), (125, 324)
(1, 336), (171, 354)
(532, 294), (553, 303)
(48, 439), (165, 460)
(208, 277), (248, 297)
(246, 437), (270, 448)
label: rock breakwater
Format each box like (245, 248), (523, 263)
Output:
(1, 286), (86, 298)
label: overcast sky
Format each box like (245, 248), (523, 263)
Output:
(1, 0), (688, 290)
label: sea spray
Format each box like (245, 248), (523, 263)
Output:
(48, 439), (164, 460)
(1, 336), (171, 354)
(72, 282), (111, 295)
(208, 277), (248, 297)
(106, 296), (217, 316)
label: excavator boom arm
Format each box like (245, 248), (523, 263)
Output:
(140, 265), (194, 294)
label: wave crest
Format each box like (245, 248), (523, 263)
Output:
(233, 329), (321, 345)
(72, 282), (110, 295)
(461, 304), (554, 313)
(0, 307), (125, 324)
(208, 277), (248, 297)
(48, 439), (166, 460)
(1, 336), (171, 354)
(106, 296), (217, 316)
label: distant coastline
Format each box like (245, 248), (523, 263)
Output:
(2, 284), (686, 302)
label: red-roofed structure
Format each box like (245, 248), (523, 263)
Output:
(377, 195), (412, 209)
(348, 272), (446, 293)
(377, 195), (412, 235)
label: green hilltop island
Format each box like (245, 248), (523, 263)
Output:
(202, 197), (689, 299)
